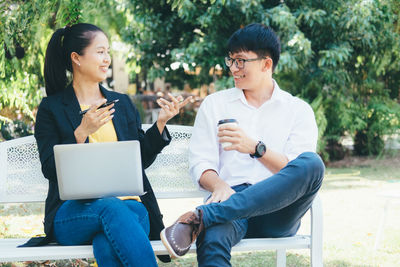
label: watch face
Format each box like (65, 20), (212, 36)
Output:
(257, 142), (266, 156)
(250, 141), (266, 158)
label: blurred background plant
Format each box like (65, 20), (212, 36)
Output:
(1, 0), (399, 160)
(0, 0), (128, 139)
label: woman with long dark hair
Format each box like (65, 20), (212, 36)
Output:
(34, 23), (190, 266)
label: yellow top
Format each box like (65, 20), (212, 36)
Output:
(80, 105), (118, 143)
(81, 105), (140, 202)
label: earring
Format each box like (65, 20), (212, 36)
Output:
(78, 63), (81, 66)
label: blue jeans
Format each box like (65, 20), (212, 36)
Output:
(53, 197), (157, 267)
(196, 152), (325, 267)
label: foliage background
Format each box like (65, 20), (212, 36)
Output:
(1, 0), (399, 160)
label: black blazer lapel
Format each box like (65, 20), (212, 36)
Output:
(62, 84), (83, 133)
(100, 85), (126, 141)
(61, 84), (125, 142)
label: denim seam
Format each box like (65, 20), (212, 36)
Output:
(100, 214), (130, 267)
(54, 214), (99, 225)
(138, 211), (149, 228)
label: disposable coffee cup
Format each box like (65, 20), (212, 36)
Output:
(218, 119), (238, 148)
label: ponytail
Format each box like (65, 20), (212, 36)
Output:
(43, 23), (104, 96)
(44, 28), (68, 96)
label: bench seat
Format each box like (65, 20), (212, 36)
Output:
(0, 124), (323, 266)
(0, 236), (311, 262)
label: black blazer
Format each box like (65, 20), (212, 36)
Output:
(33, 84), (171, 261)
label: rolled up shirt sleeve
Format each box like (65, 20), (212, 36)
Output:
(283, 100), (318, 161)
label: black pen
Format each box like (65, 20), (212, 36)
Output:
(79, 99), (119, 115)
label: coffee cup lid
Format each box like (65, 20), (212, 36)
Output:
(218, 119), (238, 125)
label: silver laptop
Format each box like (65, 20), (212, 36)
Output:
(54, 140), (144, 200)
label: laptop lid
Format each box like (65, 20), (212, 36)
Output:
(54, 140), (144, 200)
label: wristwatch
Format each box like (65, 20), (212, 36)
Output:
(250, 141), (266, 158)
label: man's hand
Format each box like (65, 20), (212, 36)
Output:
(217, 124), (289, 173)
(205, 180), (236, 204)
(218, 124), (257, 154)
(199, 170), (235, 204)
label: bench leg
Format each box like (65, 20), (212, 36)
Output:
(276, 249), (286, 267)
(310, 195), (323, 267)
(374, 199), (389, 250)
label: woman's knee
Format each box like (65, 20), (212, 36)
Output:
(53, 201), (101, 245)
(125, 200), (148, 219)
(94, 197), (123, 207)
(92, 197), (127, 215)
(124, 200), (150, 234)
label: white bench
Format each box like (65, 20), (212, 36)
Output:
(0, 124), (323, 266)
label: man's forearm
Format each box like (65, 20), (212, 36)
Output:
(257, 148), (289, 174)
(199, 169), (227, 192)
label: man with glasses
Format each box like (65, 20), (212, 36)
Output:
(161, 23), (325, 266)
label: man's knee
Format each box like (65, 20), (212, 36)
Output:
(297, 152), (325, 179)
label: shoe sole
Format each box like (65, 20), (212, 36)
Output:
(160, 228), (180, 259)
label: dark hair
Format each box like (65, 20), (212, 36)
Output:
(44, 23), (105, 96)
(227, 23), (281, 71)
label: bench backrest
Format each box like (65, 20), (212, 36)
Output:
(0, 124), (205, 204)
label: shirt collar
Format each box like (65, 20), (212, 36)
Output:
(227, 79), (285, 104)
(227, 87), (245, 103)
(270, 80), (285, 102)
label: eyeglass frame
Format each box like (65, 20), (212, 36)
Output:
(224, 56), (270, 69)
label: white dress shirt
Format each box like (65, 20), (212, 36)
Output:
(189, 80), (318, 189)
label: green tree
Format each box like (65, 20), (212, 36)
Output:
(121, 0), (400, 158)
(1, 0), (399, 158)
(0, 0), (128, 139)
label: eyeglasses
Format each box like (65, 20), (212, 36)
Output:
(224, 56), (268, 69)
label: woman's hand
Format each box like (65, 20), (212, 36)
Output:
(156, 93), (192, 133)
(74, 99), (115, 143)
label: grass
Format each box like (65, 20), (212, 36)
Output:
(1, 154), (400, 266)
